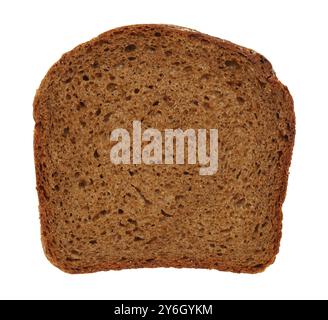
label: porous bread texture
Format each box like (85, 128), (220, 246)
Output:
(34, 24), (295, 274)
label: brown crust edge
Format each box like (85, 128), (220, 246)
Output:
(33, 24), (295, 274)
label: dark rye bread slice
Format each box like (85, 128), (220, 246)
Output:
(34, 24), (295, 274)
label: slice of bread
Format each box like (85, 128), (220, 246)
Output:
(34, 24), (295, 274)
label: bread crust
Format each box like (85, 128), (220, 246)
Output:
(34, 24), (295, 274)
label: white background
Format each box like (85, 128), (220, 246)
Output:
(0, 0), (327, 300)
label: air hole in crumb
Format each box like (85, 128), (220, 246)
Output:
(225, 60), (240, 69)
(134, 88), (140, 94)
(103, 113), (112, 122)
(91, 61), (99, 68)
(237, 97), (245, 104)
(147, 46), (156, 52)
(71, 250), (80, 256)
(128, 56), (136, 61)
(63, 127), (69, 137)
(282, 134), (289, 141)
(118, 209), (124, 214)
(78, 180), (87, 188)
(235, 198), (245, 207)
(165, 50), (172, 56)
(200, 74), (210, 81)
(127, 218), (137, 225)
(95, 108), (101, 116)
(66, 257), (80, 262)
(92, 210), (109, 221)
(89, 240), (97, 245)
(106, 83), (117, 91)
(82, 75), (89, 81)
(94, 150), (100, 158)
(125, 44), (136, 52)
(259, 80), (266, 88)
(152, 100), (159, 106)
(161, 209), (173, 217)
(77, 101), (86, 111)
(203, 102), (210, 109)
(154, 32), (161, 37)
(134, 236), (144, 241)
(183, 66), (192, 72)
